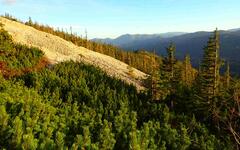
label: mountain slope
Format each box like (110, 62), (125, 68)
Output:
(0, 17), (147, 90)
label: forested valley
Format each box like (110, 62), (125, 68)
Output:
(0, 15), (240, 149)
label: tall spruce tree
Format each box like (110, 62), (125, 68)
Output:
(149, 50), (161, 100)
(224, 62), (231, 89)
(163, 43), (176, 80)
(198, 29), (221, 101)
(182, 54), (194, 87)
(148, 50), (170, 101)
(161, 43), (177, 89)
(160, 43), (178, 107)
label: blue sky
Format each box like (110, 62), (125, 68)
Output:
(0, 0), (240, 38)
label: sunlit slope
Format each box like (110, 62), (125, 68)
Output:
(0, 17), (147, 90)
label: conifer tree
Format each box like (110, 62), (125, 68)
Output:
(163, 43), (176, 80)
(82, 126), (91, 149)
(161, 43), (179, 89)
(12, 117), (23, 148)
(99, 120), (116, 150)
(224, 62), (231, 89)
(28, 17), (33, 26)
(149, 51), (161, 100)
(182, 54), (194, 86)
(198, 29), (221, 101)
(55, 131), (65, 150)
(161, 43), (178, 107)
(148, 50), (169, 101)
(129, 112), (141, 150)
(22, 128), (38, 150)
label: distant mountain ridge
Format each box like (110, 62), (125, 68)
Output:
(92, 29), (240, 75)
(92, 32), (187, 47)
(227, 28), (240, 32)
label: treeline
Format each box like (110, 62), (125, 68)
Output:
(2, 13), (161, 74)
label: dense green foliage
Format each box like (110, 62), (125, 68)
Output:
(0, 17), (239, 149)
(1, 61), (234, 149)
